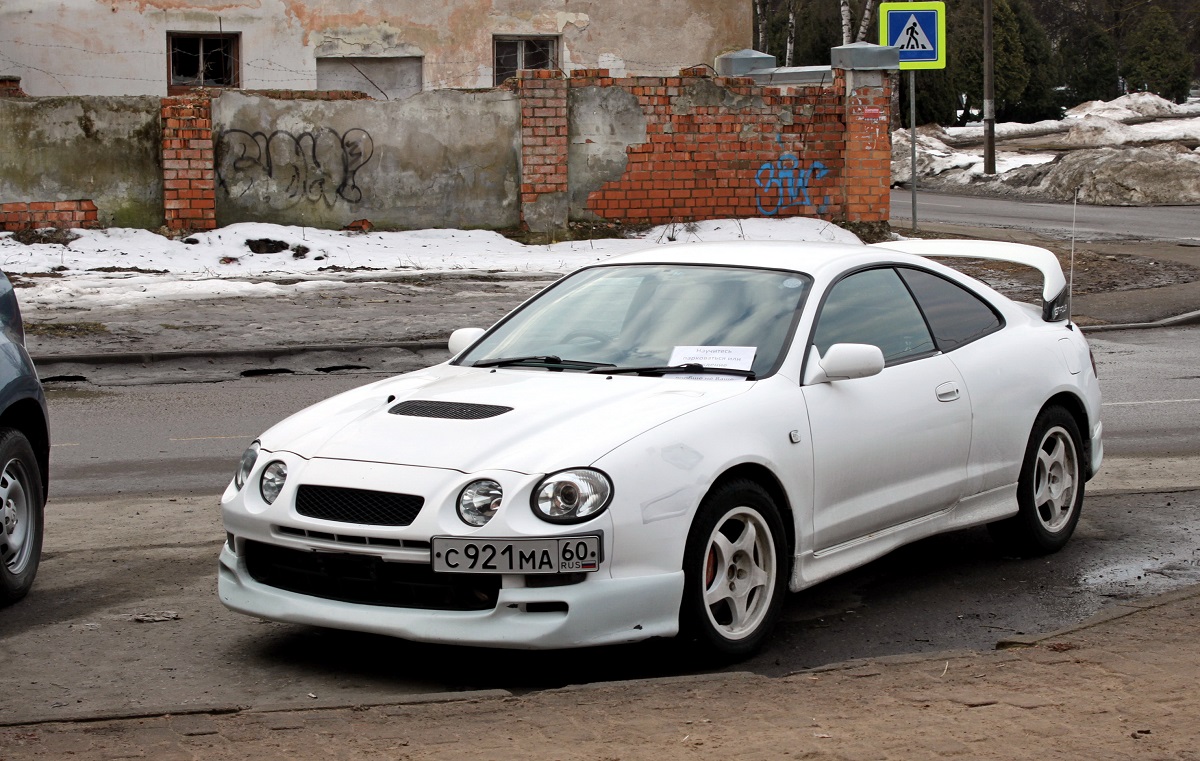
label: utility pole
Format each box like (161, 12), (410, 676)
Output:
(982, 0), (996, 174)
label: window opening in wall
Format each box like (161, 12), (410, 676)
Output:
(494, 37), (558, 85)
(168, 33), (240, 94)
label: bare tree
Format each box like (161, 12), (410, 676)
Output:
(785, 0), (798, 65)
(757, 0), (771, 53)
(840, 0), (882, 44)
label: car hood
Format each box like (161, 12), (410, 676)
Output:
(261, 365), (753, 474)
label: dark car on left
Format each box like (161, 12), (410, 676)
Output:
(0, 270), (49, 606)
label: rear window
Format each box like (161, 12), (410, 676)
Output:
(898, 267), (1002, 351)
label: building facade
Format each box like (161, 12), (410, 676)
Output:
(1, 0), (750, 98)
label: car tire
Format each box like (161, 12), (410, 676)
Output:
(0, 429), (44, 606)
(988, 406), (1084, 557)
(679, 480), (787, 660)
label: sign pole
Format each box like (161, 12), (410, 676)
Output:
(880, 1), (945, 235)
(909, 70), (917, 232)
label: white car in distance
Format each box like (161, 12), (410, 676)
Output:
(219, 239), (1102, 659)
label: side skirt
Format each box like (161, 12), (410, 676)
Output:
(788, 484), (1017, 593)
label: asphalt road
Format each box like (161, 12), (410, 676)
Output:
(890, 189), (1200, 243)
(5, 325), (1195, 723)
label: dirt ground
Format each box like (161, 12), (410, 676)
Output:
(4, 584), (1200, 759)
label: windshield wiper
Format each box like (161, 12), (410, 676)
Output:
(587, 363), (756, 379)
(473, 355), (615, 370)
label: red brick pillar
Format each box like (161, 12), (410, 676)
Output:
(517, 70), (569, 234)
(161, 95), (217, 231)
(838, 68), (892, 223)
(0, 76), (28, 97)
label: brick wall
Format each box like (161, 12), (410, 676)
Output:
(1, 200), (98, 232)
(161, 96), (217, 231)
(517, 66), (891, 231)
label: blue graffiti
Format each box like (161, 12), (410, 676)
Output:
(754, 140), (830, 216)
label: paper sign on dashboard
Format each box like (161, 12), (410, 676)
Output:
(667, 346), (756, 380)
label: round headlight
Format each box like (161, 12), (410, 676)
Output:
(532, 469), (612, 524)
(260, 461), (287, 504)
(458, 480), (503, 527)
(234, 442), (260, 490)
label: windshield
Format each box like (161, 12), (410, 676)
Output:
(456, 264), (812, 378)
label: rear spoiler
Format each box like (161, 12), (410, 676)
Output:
(870, 239), (1069, 322)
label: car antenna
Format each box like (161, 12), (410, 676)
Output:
(1068, 186), (1078, 325)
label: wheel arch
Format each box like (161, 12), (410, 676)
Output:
(706, 463), (796, 559)
(0, 398), (50, 500)
(1040, 391), (1092, 479)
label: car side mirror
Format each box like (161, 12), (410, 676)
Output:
(803, 343), (885, 385)
(447, 327), (486, 357)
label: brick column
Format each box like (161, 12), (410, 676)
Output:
(517, 70), (569, 234)
(161, 96), (217, 231)
(838, 68), (893, 223)
(0, 76), (28, 97)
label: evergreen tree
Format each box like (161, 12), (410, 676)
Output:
(1065, 20), (1120, 102)
(1122, 6), (1193, 102)
(998, 0), (1061, 121)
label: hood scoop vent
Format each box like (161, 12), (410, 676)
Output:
(388, 400), (513, 420)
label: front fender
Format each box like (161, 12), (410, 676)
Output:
(591, 378), (813, 580)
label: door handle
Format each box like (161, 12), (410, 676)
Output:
(936, 382), (960, 402)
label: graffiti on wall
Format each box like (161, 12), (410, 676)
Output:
(754, 138), (830, 216)
(216, 128), (374, 209)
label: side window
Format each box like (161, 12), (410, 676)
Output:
(813, 268), (935, 364)
(898, 268), (1002, 351)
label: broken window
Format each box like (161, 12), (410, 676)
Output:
(494, 37), (558, 85)
(168, 33), (239, 94)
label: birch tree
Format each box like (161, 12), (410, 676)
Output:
(839, 0), (882, 44)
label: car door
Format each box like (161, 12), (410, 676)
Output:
(802, 267), (972, 553)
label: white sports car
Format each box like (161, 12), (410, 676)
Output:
(219, 239), (1102, 658)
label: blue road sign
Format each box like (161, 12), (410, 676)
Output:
(879, 2), (946, 70)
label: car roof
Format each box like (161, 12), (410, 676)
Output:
(601, 241), (932, 281)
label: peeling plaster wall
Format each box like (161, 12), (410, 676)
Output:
(1, 0), (749, 96)
(0, 97), (163, 228)
(212, 90), (521, 229)
(1, 1), (313, 96)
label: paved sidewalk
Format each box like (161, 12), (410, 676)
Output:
(4, 584), (1199, 759)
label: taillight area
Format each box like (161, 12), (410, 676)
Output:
(1088, 346), (1098, 378)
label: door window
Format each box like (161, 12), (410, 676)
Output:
(812, 268), (935, 364)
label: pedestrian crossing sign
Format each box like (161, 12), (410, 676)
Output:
(879, 1), (946, 70)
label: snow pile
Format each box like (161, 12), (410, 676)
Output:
(1, 217), (860, 311)
(897, 92), (1200, 204)
(1066, 92), (1200, 119)
(892, 126), (1056, 181)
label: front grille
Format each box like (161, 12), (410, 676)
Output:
(389, 400), (513, 420)
(244, 540), (500, 611)
(296, 485), (423, 526)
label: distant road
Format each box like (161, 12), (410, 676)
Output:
(890, 189), (1200, 242)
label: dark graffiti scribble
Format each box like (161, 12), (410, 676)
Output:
(216, 128), (374, 209)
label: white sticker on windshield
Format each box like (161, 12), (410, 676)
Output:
(782, 278), (805, 289)
(667, 346), (756, 380)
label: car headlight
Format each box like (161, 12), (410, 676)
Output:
(458, 480), (503, 527)
(234, 442), (260, 490)
(260, 461), (287, 504)
(532, 469), (612, 524)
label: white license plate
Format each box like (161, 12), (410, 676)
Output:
(431, 536), (600, 574)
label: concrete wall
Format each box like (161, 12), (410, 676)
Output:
(2, 0), (749, 97)
(212, 90), (522, 229)
(0, 97), (163, 228)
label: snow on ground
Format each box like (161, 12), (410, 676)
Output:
(1, 217), (860, 311)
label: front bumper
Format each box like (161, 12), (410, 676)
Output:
(218, 542), (684, 649)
